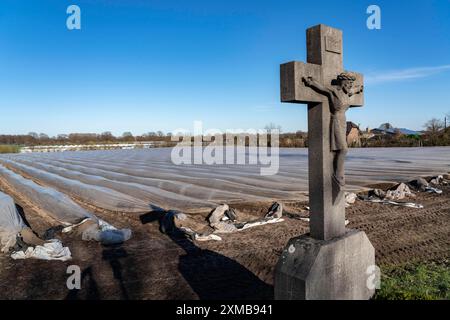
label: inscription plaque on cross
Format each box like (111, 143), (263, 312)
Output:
(280, 24), (364, 241)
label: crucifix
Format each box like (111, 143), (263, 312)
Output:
(275, 25), (374, 300)
(280, 24), (364, 241)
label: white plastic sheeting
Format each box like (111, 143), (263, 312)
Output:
(63, 218), (132, 245)
(0, 191), (25, 252)
(0, 159), (151, 213)
(11, 239), (71, 261)
(0, 147), (449, 212)
(0, 164), (94, 225)
(0, 190), (72, 260)
(0, 165), (132, 246)
(9, 157), (219, 211)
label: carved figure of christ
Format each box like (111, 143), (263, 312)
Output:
(303, 74), (363, 187)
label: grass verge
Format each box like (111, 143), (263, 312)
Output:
(375, 260), (449, 300)
(0, 145), (21, 154)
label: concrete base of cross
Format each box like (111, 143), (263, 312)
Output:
(274, 229), (376, 300)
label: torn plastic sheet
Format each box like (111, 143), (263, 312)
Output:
(180, 227), (223, 242)
(162, 202), (287, 241)
(408, 177), (443, 194)
(298, 217), (350, 226)
(0, 191), (26, 252)
(345, 192), (357, 207)
(1, 190), (72, 260)
(208, 202), (285, 234)
(425, 187), (443, 194)
(63, 218), (132, 245)
(11, 239), (71, 261)
(385, 183), (413, 200)
(0, 165), (131, 245)
(361, 198), (424, 209)
(237, 217), (285, 230)
(361, 180), (428, 208)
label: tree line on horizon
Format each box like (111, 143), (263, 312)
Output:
(0, 116), (449, 151)
(0, 131), (173, 146)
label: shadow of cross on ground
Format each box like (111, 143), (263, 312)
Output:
(140, 211), (274, 300)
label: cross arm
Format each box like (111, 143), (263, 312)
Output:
(281, 61), (365, 107)
(280, 61), (324, 104)
(347, 71), (364, 108)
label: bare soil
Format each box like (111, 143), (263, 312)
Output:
(0, 183), (448, 300)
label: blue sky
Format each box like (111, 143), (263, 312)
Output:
(0, 0), (449, 136)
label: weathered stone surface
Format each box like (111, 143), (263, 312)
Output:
(276, 24), (375, 300)
(280, 24), (365, 241)
(280, 62), (323, 104)
(274, 229), (375, 300)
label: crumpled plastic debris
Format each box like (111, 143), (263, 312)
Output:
(210, 221), (239, 234)
(224, 208), (238, 222)
(385, 183), (413, 201)
(297, 217), (349, 226)
(408, 177), (429, 191)
(0, 191), (26, 253)
(193, 232), (222, 242)
(265, 202), (283, 219)
(345, 192), (358, 207)
(407, 177), (443, 194)
(361, 198), (424, 209)
(11, 239), (71, 261)
(368, 189), (386, 199)
(238, 217), (284, 230)
(425, 186), (443, 194)
(360, 172), (448, 208)
(211, 202), (285, 233)
(429, 175), (443, 185)
(161, 202), (285, 241)
(208, 204), (230, 227)
(62, 218), (132, 245)
(360, 181), (423, 208)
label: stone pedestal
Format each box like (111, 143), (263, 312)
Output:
(274, 229), (375, 300)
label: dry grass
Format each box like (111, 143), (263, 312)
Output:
(0, 145), (21, 154)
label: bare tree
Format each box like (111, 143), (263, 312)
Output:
(424, 118), (444, 134)
(100, 131), (115, 142)
(424, 118), (444, 146)
(28, 132), (39, 139)
(122, 132), (134, 142)
(264, 123), (282, 133)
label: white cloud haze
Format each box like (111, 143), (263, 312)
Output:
(366, 64), (450, 85)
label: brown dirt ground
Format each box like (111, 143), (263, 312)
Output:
(0, 179), (449, 300)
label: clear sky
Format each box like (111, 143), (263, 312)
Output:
(0, 0), (449, 136)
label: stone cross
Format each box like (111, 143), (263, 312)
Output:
(280, 24), (364, 241)
(275, 24), (374, 300)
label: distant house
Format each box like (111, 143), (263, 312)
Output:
(370, 123), (422, 137)
(346, 122), (361, 147)
(386, 128), (422, 136)
(370, 128), (387, 136)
